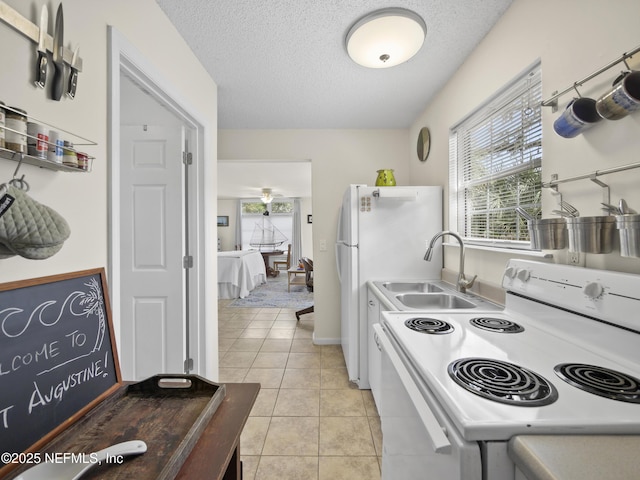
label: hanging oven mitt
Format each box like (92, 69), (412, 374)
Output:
(0, 185), (70, 259)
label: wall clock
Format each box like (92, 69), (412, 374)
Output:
(417, 127), (431, 162)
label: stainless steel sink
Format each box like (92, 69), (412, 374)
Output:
(371, 280), (502, 312)
(395, 293), (477, 310)
(380, 282), (443, 293)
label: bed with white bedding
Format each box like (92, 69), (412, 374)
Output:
(218, 250), (267, 299)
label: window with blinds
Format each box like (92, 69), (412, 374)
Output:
(240, 199), (293, 251)
(449, 62), (542, 248)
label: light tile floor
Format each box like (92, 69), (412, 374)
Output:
(218, 301), (382, 480)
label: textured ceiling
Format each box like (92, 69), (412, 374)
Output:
(218, 160), (312, 199)
(155, 0), (514, 129)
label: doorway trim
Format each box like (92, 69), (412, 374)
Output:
(107, 27), (216, 379)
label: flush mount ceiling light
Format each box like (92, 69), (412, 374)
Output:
(346, 7), (426, 69)
(261, 188), (273, 204)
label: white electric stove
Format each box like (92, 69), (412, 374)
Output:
(375, 259), (640, 480)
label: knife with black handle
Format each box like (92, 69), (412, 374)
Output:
(34, 5), (48, 88)
(51, 4), (64, 101)
(67, 47), (79, 99)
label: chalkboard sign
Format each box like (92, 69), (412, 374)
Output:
(0, 269), (121, 466)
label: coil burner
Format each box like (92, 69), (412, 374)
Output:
(404, 317), (454, 335)
(469, 317), (524, 333)
(448, 358), (558, 406)
(554, 363), (640, 403)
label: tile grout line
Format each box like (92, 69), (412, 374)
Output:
(220, 304), (381, 479)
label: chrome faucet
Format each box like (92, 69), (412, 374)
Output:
(424, 231), (477, 293)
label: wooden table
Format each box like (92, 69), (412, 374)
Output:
(259, 250), (284, 277)
(1, 383), (259, 480)
(287, 267), (307, 292)
(176, 382), (260, 480)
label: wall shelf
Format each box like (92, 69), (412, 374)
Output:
(0, 148), (91, 173)
(1, 105), (96, 174)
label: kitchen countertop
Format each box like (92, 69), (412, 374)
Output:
(366, 280), (397, 310)
(508, 435), (640, 480)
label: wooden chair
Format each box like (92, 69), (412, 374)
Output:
(295, 257), (314, 321)
(273, 244), (291, 272)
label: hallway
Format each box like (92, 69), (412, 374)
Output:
(218, 302), (382, 480)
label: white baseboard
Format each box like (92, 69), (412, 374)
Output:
(312, 333), (340, 345)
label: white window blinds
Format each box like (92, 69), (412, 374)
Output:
(240, 199), (294, 251)
(449, 62), (542, 247)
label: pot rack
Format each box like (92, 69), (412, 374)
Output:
(0, 1), (82, 71)
(541, 44), (640, 112)
(542, 161), (640, 209)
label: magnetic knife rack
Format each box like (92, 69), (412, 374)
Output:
(0, 1), (82, 71)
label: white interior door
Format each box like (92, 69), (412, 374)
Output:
(119, 124), (185, 380)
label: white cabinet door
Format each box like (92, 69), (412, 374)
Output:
(367, 287), (382, 406)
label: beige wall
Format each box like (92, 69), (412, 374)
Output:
(0, 0), (217, 283)
(217, 199), (238, 251)
(0, 0), (218, 371)
(219, 129), (409, 342)
(409, 0), (640, 286)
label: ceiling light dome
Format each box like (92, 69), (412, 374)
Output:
(346, 8), (426, 69)
(261, 188), (273, 204)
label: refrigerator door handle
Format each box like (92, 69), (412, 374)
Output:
(336, 196), (357, 247)
(335, 242), (357, 282)
(335, 242), (342, 283)
(336, 204), (344, 283)
(336, 201), (344, 241)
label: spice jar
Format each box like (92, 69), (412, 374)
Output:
(5, 107), (27, 153)
(0, 101), (6, 149)
(47, 130), (63, 163)
(27, 122), (49, 159)
(62, 140), (78, 167)
(76, 152), (89, 170)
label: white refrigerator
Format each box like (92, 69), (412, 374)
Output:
(336, 184), (443, 388)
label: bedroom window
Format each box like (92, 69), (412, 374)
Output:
(449, 62), (542, 248)
(240, 199), (293, 251)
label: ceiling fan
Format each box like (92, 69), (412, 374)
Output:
(260, 188), (273, 204)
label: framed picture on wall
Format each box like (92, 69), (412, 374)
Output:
(217, 216), (229, 227)
(307, 214), (312, 224)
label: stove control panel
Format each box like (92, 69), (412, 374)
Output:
(504, 266), (518, 279)
(583, 281), (604, 300)
(502, 259), (640, 331)
(516, 268), (531, 282)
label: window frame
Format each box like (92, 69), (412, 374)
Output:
(239, 198), (294, 251)
(449, 61), (542, 250)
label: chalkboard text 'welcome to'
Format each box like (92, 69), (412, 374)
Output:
(0, 270), (119, 464)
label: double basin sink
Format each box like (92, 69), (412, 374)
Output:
(373, 281), (501, 311)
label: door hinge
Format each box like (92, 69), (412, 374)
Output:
(182, 151), (193, 165)
(183, 255), (193, 269)
(184, 358), (193, 373)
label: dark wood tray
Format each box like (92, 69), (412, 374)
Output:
(7, 374), (226, 480)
